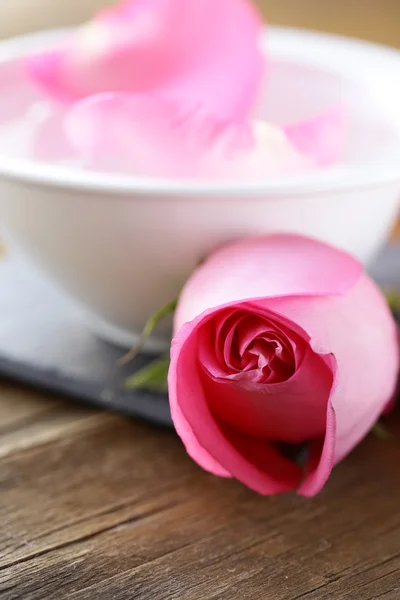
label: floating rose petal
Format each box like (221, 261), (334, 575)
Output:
(65, 92), (312, 179)
(284, 105), (346, 167)
(0, 101), (73, 161)
(30, 104), (75, 162)
(27, 0), (264, 120)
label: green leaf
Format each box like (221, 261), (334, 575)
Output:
(124, 355), (170, 394)
(141, 298), (178, 341)
(372, 421), (395, 442)
(385, 290), (400, 314)
(118, 298), (177, 366)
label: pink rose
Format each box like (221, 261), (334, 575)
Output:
(168, 235), (399, 496)
(65, 93), (345, 178)
(27, 0), (264, 121)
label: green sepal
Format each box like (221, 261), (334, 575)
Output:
(124, 355), (170, 394)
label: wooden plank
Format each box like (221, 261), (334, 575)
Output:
(0, 393), (399, 599)
(0, 385), (111, 460)
(0, 385), (58, 432)
(0, 407), (196, 569)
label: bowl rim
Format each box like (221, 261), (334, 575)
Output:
(0, 25), (399, 197)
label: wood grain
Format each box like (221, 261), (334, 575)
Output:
(0, 385), (400, 599)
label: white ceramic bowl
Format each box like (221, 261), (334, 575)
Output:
(0, 27), (400, 349)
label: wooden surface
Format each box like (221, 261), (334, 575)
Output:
(1, 1), (400, 598)
(0, 386), (400, 600)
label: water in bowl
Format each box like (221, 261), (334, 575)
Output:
(0, 56), (399, 178)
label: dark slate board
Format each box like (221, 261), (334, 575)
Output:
(0, 253), (172, 426)
(0, 245), (398, 427)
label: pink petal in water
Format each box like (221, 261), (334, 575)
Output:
(65, 92), (313, 179)
(27, 0), (264, 121)
(284, 105), (346, 167)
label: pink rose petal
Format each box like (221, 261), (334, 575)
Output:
(170, 398), (232, 479)
(265, 274), (400, 479)
(27, 0), (264, 120)
(298, 395), (336, 497)
(284, 105), (346, 167)
(198, 305), (334, 442)
(65, 92), (310, 178)
(170, 317), (303, 495)
(65, 92), (238, 177)
(175, 234), (362, 328)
